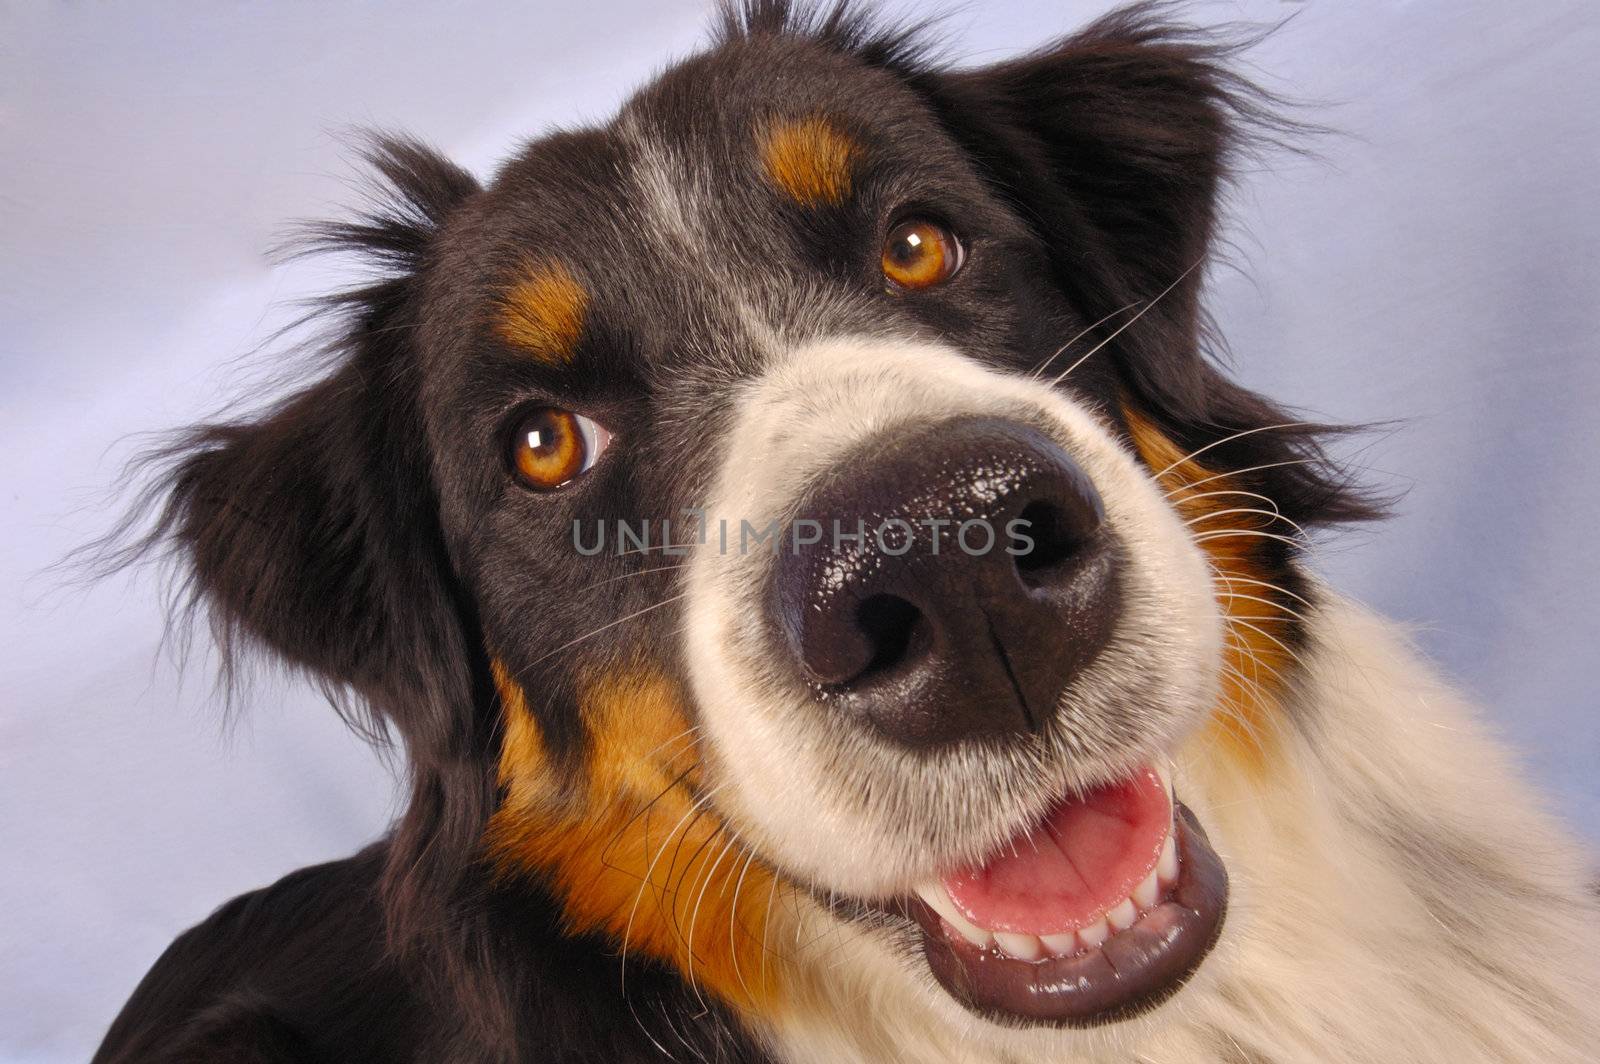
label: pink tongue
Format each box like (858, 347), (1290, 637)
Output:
(943, 766), (1172, 935)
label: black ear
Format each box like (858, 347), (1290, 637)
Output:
(147, 137), (481, 738)
(160, 343), (471, 738)
(921, 4), (1380, 527)
(123, 136), (495, 944)
(938, 5), (1254, 341)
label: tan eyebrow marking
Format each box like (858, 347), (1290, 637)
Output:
(758, 116), (858, 207)
(496, 261), (588, 363)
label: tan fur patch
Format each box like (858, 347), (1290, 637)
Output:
(759, 117), (858, 207)
(486, 659), (792, 1017)
(1124, 407), (1299, 774)
(495, 261), (588, 362)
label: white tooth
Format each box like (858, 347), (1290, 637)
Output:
(1041, 932), (1079, 957)
(1133, 868), (1161, 911)
(1078, 917), (1110, 949)
(1157, 833), (1180, 886)
(913, 881), (953, 920)
(947, 919), (994, 951)
(995, 932), (1044, 961)
(1107, 898), (1139, 932)
(914, 882), (993, 949)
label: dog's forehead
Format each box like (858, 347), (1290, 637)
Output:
(441, 38), (964, 381)
(616, 32), (923, 172)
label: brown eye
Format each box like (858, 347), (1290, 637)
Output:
(882, 218), (962, 290)
(509, 407), (611, 491)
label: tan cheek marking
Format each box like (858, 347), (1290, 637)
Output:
(1124, 406), (1297, 776)
(487, 660), (792, 1016)
(495, 261), (587, 363)
(759, 116), (858, 207)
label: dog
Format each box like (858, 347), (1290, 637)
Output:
(93, 2), (1600, 1061)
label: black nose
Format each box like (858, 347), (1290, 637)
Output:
(772, 417), (1120, 748)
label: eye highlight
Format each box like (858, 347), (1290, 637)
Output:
(509, 407), (611, 491)
(882, 218), (962, 290)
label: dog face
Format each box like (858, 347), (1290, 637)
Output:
(144, 1), (1374, 1050)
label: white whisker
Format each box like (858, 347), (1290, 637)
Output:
(684, 830), (743, 998)
(526, 592), (688, 667)
(1027, 301), (1142, 381)
(1215, 590), (1313, 627)
(1050, 261), (1205, 387)
(1226, 617), (1311, 671)
(1211, 571), (1317, 609)
(1186, 507), (1310, 539)
(1161, 457), (1323, 498)
(620, 784), (724, 1000)
(1168, 487), (1284, 514)
(573, 562), (687, 594)
(1155, 422), (1318, 479)
(1194, 528), (1305, 550)
(726, 848), (761, 1004)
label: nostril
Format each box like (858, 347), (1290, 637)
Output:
(853, 593), (926, 682)
(1013, 499), (1084, 584)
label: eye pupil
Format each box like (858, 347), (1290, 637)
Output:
(889, 233), (922, 265)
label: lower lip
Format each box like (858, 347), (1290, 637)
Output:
(906, 803), (1228, 1028)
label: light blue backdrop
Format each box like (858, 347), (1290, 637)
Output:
(3, 2), (1596, 1060)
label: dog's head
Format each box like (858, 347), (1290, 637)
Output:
(140, 1), (1375, 1050)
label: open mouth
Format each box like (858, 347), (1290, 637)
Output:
(902, 765), (1228, 1027)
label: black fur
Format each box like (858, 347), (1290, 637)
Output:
(95, 3), (1376, 1060)
(94, 848), (766, 1063)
